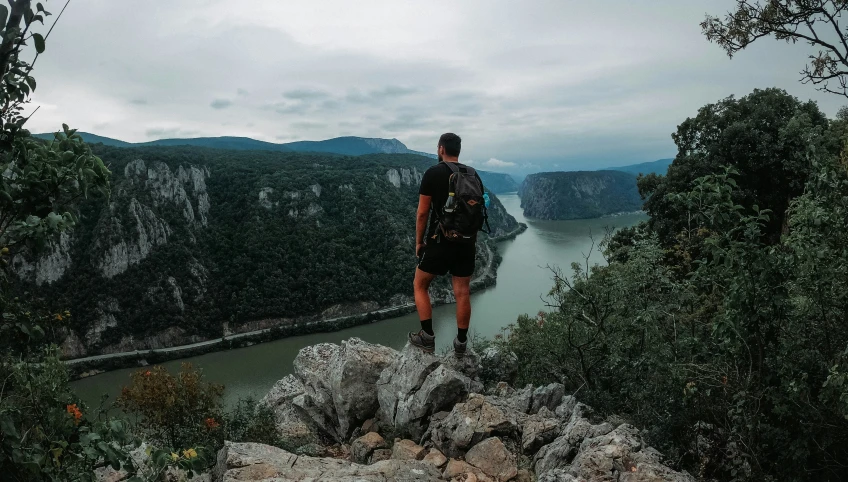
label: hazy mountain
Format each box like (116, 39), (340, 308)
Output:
(603, 158), (673, 176)
(33, 131), (436, 157)
(478, 171), (520, 194)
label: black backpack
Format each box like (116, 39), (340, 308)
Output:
(437, 162), (490, 243)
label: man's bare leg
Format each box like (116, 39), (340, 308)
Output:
(452, 275), (471, 330)
(414, 268), (436, 320)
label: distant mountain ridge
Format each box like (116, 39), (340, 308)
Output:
(33, 131), (437, 158)
(603, 158), (673, 176)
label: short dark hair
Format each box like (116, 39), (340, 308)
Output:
(438, 133), (461, 157)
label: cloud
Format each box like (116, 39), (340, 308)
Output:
(210, 99), (233, 109)
(145, 126), (199, 138)
(23, 0), (840, 171)
(483, 158), (516, 168)
(290, 121), (326, 130)
(283, 88), (330, 100)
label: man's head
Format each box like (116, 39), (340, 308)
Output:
(437, 133), (461, 162)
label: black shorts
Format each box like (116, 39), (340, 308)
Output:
(417, 241), (476, 277)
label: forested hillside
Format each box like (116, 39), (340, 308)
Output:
(489, 88), (848, 481)
(518, 170), (642, 219)
(12, 146), (520, 358)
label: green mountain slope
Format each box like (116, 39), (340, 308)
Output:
(13, 146), (520, 358)
(519, 170), (642, 220)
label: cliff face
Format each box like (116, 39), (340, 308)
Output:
(519, 170), (643, 220)
(13, 147), (521, 358)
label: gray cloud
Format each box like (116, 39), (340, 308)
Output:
(283, 88), (330, 100)
(210, 99), (233, 109)
(145, 127), (199, 138)
(24, 0), (843, 175)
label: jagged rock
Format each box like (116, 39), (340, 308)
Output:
(293, 338), (397, 441)
(521, 408), (561, 454)
(370, 448), (393, 464)
(537, 470), (579, 482)
(259, 375), (319, 448)
(530, 383), (566, 414)
(429, 394), (520, 458)
(554, 396), (577, 420)
(422, 448), (448, 468)
(377, 344), (483, 440)
(480, 346), (518, 386)
(392, 439), (428, 461)
(351, 432), (388, 464)
(465, 437), (517, 481)
(559, 424), (695, 482)
(533, 403), (615, 475)
(213, 442), (442, 481)
(442, 459), (493, 482)
(496, 384), (533, 414)
(513, 469), (533, 482)
(442, 349), (482, 381)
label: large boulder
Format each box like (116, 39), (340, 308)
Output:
(258, 375), (318, 449)
(533, 403), (615, 475)
(521, 407), (561, 455)
(377, 344), (483, 440)
(428, 393), (521, 458)
(351, 432), (388, 464)
(213, 442), (442, 482)
(465, 437), (518, 481)
(292, 338), (397, 442)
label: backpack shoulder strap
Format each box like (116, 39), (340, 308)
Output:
(443, 161), (460, 174)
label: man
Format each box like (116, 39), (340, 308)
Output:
(409, 132), (482, 356)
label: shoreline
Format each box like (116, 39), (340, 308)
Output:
(65, 223), (528, 379)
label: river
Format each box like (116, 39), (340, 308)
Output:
(70, 194), (646, 408)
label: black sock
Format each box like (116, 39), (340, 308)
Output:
(420, 319), (434, 336)
(457, 328), (468, 343)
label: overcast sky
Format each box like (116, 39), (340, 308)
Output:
(25, 0), (840, 173)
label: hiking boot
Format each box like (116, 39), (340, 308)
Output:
(408, 330), (435, 353)
(453, 336), (467, 357)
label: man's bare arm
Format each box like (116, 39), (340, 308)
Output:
(416, 194), (431, 253)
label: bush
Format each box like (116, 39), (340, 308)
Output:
(117, 364), (224, 452)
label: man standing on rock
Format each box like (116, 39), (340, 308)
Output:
(410, 132), (488, 356)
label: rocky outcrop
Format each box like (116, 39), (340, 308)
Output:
(291, 338), (397, 442)
(377, 344), (483, 440)
(519, 170), (642, 220)
(221, 339), (693, 482)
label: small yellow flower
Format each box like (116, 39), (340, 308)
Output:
(171, 452), (179, 462)
(182, 448), (197, 459)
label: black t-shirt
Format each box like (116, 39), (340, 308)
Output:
(418, 161), (482, 242)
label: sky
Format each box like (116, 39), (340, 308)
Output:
(25, 0), (841, 174)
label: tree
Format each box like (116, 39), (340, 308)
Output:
(703, 1), (848, 97)
(638, 88), (835, 248)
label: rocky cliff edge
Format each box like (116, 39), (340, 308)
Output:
(208, 337), (695, 482)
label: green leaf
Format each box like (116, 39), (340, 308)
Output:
(25, 76), (35, 91)
(32, 33), (45, 54)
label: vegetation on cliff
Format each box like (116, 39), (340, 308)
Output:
(493, 90), (848, 481)
(519, 170), (642, 220)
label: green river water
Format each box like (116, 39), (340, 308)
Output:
(70, 194), (646, 407)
